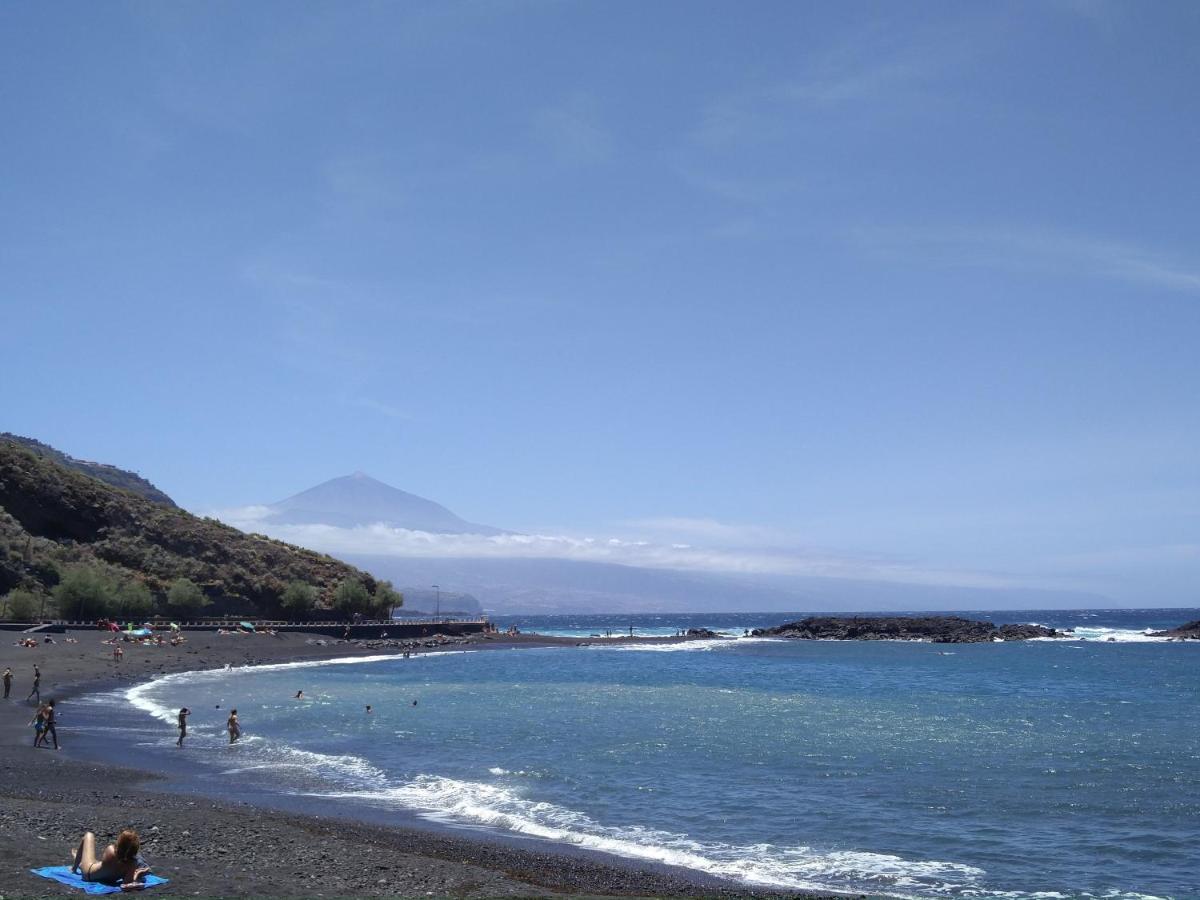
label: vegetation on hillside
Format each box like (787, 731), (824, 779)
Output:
(0, 439), (397, 620)
(1, 432), (178, 507)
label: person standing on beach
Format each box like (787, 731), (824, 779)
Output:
(41, 699), (59, 750)
(32, 704), (46, 747)
(176, 707), (189, 747)
(227, 708), (240, 743)
(3, 666), (11, 699)
(26, 664), (40, 702)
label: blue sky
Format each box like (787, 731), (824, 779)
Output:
(2, 1), (1197, 604)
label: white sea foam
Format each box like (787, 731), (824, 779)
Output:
(312, 774), (985, 896)
(596, 636), (783, 653)
(1037, 628), (1174, 644)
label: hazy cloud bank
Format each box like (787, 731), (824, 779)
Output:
(217, 506), (1053, 592)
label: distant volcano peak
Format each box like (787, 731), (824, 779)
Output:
(266, 473), (503, 535)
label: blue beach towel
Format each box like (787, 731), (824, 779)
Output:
(30, 866), (169, 894)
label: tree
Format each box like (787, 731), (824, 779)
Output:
(334, 578), (370, 616)
(373, 581), (403, 620)
(117, 581), (156, 619)
(3, 588), (42, 622)
(166, 578), (210, 616)
(280, 581), (317, 620)
(53, 566), (117, 620)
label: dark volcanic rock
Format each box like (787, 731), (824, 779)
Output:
(685, 627), (722, 637)
(1150, 619), (1200, 639)
(751, 615), (1063, 643)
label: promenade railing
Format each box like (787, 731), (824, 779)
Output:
(42, 616), (490, 629)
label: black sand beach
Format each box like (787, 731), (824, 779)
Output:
(0, 628), (841, 899)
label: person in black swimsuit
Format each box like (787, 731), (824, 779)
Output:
(176, 707), (189, 747)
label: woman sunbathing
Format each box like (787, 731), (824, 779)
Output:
(70, 828), (151, 890)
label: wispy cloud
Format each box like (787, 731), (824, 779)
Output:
(1048, 543), (1200, 570)
(215, 506), (1055, 591)
(850, 225), (1200, 294)
(676, 170), (805, 206)
(344, 395), (408, 420)
(695, 19), (979, 146)
(1049, 0), (1124, 35)
(533, 95), (613, 166)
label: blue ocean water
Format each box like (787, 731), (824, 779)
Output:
(73, 609), (1198, 899)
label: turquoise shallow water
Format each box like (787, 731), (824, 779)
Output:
(73, 610), (1199, 899)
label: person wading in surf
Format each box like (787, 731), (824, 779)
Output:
(176, 707), (189, 747)
(227, 708), (240, 743)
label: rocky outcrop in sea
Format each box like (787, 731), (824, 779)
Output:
(1149, 619), (1200, 640)
(751, 615), (1064, 643)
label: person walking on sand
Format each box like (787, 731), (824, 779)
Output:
(26, 664), (40, 702)
(31, 703), (47, 747)
(41, 699), (59, 750)
(227, 708), (240, 744)
(176, 707), (189, 747)
(3, 666), (11, 699)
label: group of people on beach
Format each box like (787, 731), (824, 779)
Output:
(173, 706), (238, 747)
(31, 698), (59, 749)
(5, 659), (156, 892)
(7, 663), (60, 748)
(3, 663), (40, 701)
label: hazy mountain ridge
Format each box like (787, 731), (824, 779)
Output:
(268, 472), (503, 535)
(339, 554), (1112, 615)
(250, 472), (1115, 615)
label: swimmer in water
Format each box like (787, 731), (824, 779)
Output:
(295, 690), (304, 699)
(227, 708), (240, 744)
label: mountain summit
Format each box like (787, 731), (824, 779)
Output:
(268, 473), (502, 535)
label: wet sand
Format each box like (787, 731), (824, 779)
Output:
(0, 628), (841, 898)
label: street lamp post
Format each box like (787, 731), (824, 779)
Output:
(432, 585), (440, 619)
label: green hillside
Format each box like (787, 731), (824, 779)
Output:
(0, 432), (178, 507)
(0, 438), (383, 619)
